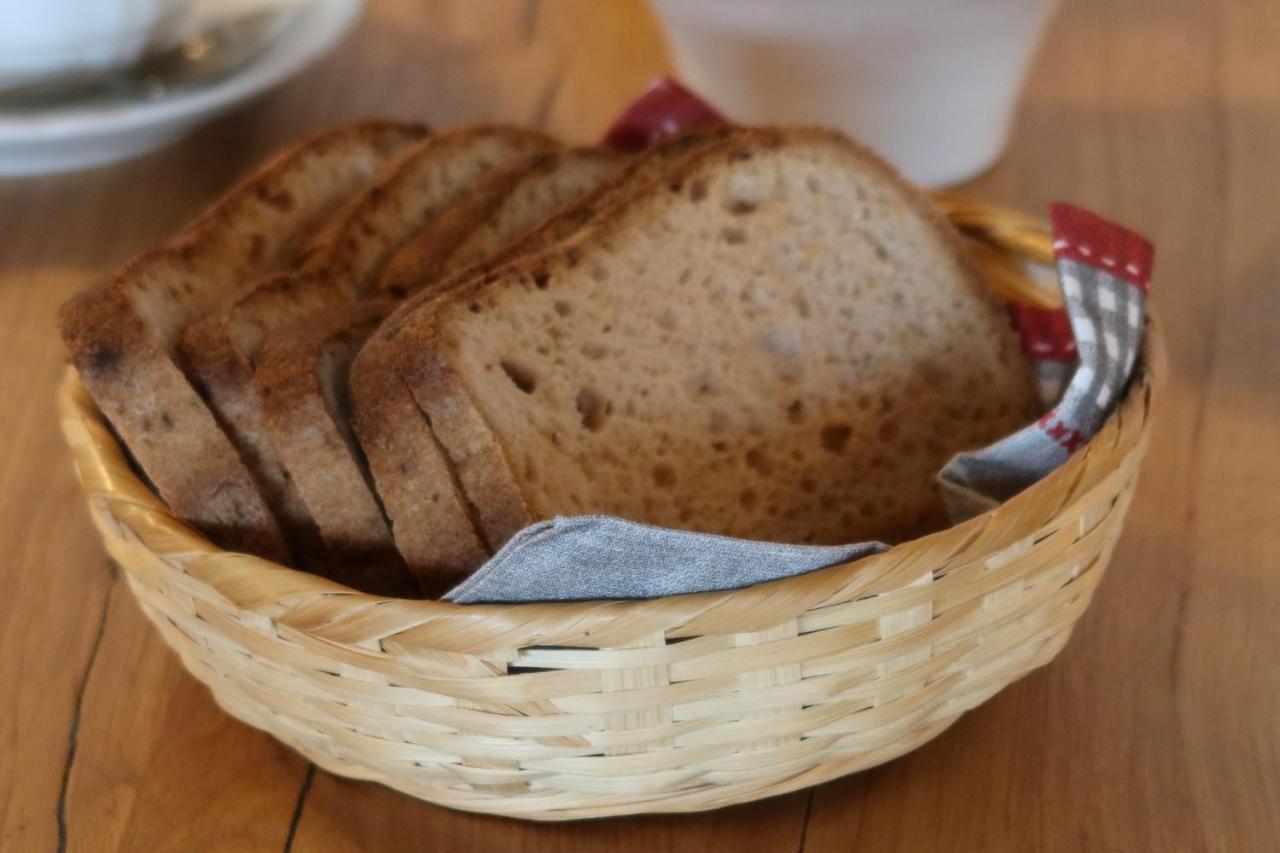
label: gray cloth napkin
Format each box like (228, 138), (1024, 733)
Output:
(444, 516), (886, 603)
(444, 204), (1154, 604)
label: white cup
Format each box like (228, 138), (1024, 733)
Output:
(650, 0), (1061, 187)
(0, 0), (194, 87)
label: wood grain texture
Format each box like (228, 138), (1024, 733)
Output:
(290, 774), (810, 853)
(63, 582), (309, 853)
(0, 0), (1276, 850)
(0, 269), (117, 853)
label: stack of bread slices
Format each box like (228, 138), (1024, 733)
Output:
(62, 122), (1038, 598)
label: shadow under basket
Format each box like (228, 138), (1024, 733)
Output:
(57, 197), (1164, 821)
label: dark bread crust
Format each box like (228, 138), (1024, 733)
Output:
(60, 121), (428, 559)
(179, 268), (342, 562)
(255, 299), (421, 595)
(298, 126), (559, 286)
(175, 127), (558, 563)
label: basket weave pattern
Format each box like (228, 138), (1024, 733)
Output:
(58, 200), (1162, 820)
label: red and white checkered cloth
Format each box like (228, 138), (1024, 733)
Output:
(940, 204), (1154, 517)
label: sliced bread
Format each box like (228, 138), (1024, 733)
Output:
(253, 299), (421, 595)
(351, 132), (742, 581)
(252, 149), (578, 590)
(394, 128), (1040, 553)
(59, 121), (427, 559)
(178, 127), (558, 560)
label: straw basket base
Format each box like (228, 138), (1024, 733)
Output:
(117, 541), (1092, 819)
(58, 198), (1163, 821)
(108, 490), (1110, 820)
(125, 545), (1086, 820)
(232, 633), (1077, 821)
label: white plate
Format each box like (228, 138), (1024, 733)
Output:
(0, 0), (362, 176)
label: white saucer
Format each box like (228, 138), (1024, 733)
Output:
(0, 0), (362, 177)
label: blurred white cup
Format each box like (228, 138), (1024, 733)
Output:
(0, 0), (194, 87)
(650, 0), (1061, 187)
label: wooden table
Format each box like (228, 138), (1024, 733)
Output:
(2, 0), (1277, 849)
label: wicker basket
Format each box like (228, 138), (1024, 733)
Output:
(57, 197), (1163, 821)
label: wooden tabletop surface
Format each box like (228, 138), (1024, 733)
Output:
(2, 0), (1277, 849)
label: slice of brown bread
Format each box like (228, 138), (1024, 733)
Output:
(59, 121), (428, 559)
(178, 127), (558, 561)
(254, 299), (421, 596)
(245, 149), (576, 584)
(351, 148), (634, 580)
(351, 131), (743, 582)
(395, 127), (1040, 555)
(250, 148), (575, 591)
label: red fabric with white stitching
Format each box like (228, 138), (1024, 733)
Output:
(1010, 304), (1078, 362)
(1049, 203), (1155, 293)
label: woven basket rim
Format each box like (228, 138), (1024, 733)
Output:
(56, 201), (1165, 652)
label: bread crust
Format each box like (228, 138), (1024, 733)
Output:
(175, 127), (558, 561)
(349, 332), (489, 588)
(255, 299), (421, 595)
(60, 121), (428, 559)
